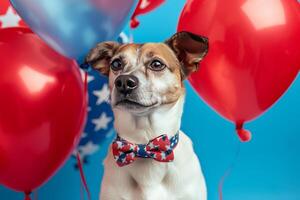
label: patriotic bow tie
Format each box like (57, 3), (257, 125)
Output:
(112, 132), (179, 167)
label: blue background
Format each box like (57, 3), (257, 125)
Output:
(1, 0), (300, 199)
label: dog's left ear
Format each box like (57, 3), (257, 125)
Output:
(166, 31), (209, 78)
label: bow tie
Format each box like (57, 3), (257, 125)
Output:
(112, 132), (179, 167)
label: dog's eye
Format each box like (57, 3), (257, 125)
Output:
(110, 59), (123, 71)
(149, 60), (166, 71)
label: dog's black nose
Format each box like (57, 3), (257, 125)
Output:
(115, 75), (138, 95)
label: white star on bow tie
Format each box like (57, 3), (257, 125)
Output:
(148, 142), (155, 149)
(121, 157), (126, 164)
(129, 145), (135, 151)
(116, 141), (123, 149)
(161, 152), (166, 160)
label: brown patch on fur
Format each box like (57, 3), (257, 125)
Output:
(116, 43), (141, 54)
(163, 85), (185, 105)
(112, 44), (144, 73)
(145, 51), (154, 58)
(139, 43), (183, 83)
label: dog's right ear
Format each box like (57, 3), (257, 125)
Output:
(85, 42), (120, 76)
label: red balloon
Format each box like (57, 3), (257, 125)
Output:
(0, 28), (87, 192)
(130, 0), (165, 28)
(178, 0), (300, 141)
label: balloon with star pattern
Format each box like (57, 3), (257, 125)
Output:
(73, 69), (113, 164)
(0, 0), (26, 28)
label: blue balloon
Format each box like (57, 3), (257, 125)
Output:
(10, 0), (137, 61)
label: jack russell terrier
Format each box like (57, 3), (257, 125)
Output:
(85, 31), (209, 200)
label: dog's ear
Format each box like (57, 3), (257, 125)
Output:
(166, 31), (208, 78)
(85, 42), (120, 76)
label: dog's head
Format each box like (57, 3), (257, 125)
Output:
(85, 32), (208, 115)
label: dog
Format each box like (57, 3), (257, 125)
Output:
(85, 31), (209, 200)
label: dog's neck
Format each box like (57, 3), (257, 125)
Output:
(113, 95), (185, 144)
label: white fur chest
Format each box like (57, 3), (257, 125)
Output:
(127, 159), (169, 187)
(100, 131), (206, 200)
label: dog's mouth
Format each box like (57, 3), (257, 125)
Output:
(115, 99), (157, 109)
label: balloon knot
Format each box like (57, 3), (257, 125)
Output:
(130, 17), (140, 29)
(24, 191), (32, 200)
(235, 124), (251, 142)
